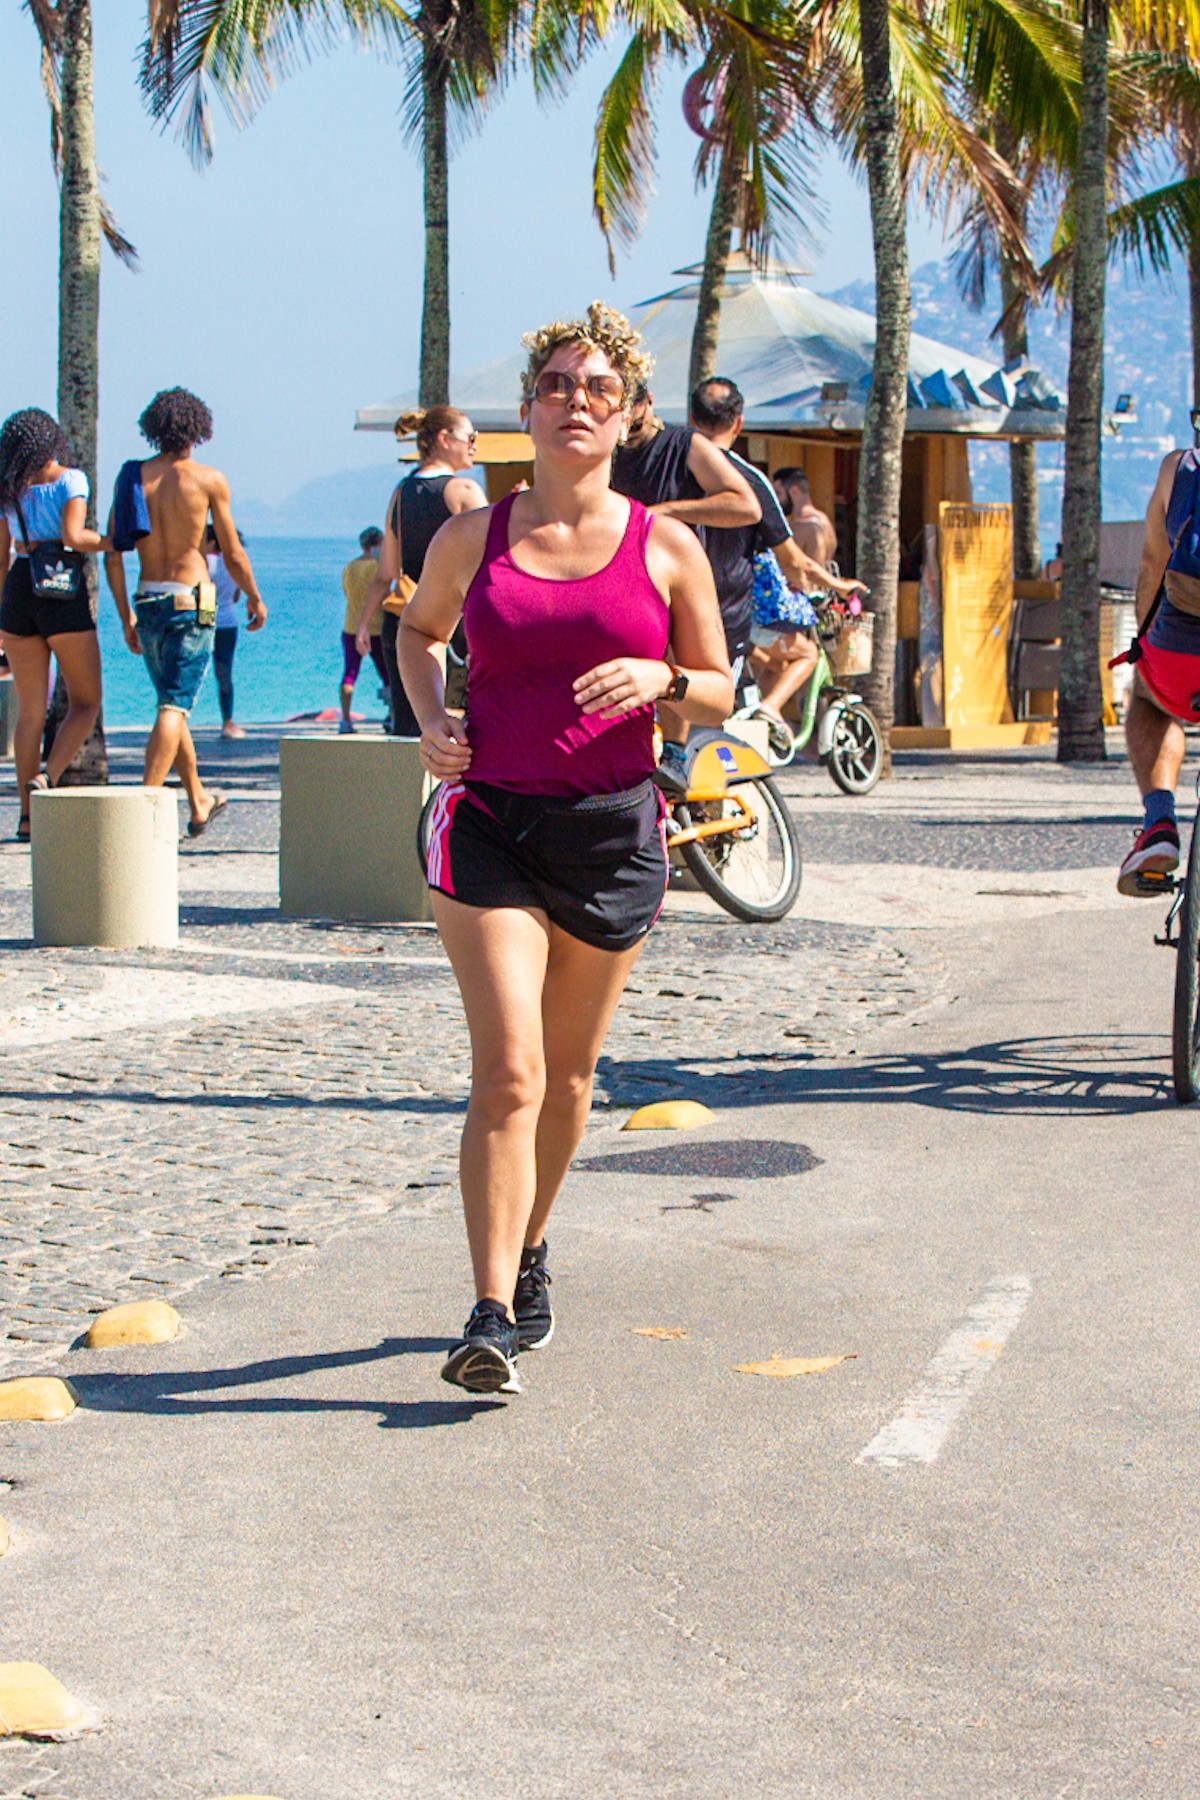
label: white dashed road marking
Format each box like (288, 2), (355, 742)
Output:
(856, 1274), (1032, 1469)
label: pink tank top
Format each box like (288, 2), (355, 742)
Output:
(462, 492), (670, 796)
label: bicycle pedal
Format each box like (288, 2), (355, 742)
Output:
(1135, 871), (1177, 894)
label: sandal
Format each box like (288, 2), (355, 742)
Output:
(187, 793), (228, 838)
(14, 814), (30, 844)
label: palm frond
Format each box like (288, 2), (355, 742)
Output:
(141, 0), (411, 167)
(593, 32), (661, 270)
(100, 196), (140, 269)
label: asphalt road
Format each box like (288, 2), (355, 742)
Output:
(2, 733), (1198, 1797)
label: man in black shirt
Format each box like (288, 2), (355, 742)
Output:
(612, 384), (761, 537)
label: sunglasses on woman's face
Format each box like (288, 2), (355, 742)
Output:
(447, 430), (477, 447)
(532, 371), (626, 413)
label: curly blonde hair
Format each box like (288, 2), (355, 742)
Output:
(520, 301), (653, 406)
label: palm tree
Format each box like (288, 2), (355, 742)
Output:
(141, 0), (515, 406)
(586, 0), (1057, 754)
(586, 0), (821, 397)
(25, 0), (137, 784)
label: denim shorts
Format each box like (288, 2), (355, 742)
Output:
(135, 593), (214, 714)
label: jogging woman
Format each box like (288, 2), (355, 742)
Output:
(0, 409), (107, 841)
(400, 304), (733, 1395)
(362, 406), (486, 734)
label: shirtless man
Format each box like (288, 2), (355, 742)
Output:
(773, 468), (837, 567)
(104, 388), (266, 835)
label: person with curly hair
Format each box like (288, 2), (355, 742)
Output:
(401, 303), (734, 1395)
(104, 388), (267, 836)
(0, 407), (108, 842)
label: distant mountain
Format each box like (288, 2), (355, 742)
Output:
(831, 259), (1191, 552)
(238, 461), (402, 538)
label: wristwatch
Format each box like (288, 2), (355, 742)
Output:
(663, 665), (689, 703)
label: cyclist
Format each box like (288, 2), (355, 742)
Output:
(400, 304), (732, 1395)
(690, 381), (865, 758)
(1117, 427), (1200, 895)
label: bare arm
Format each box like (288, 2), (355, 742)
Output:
(209, 475), (266, 629)
(102, 507), (142, 654)
(59, 496), (109, 555)
(648, 434), (761, 529)
(774, 534), (866, 599)
(444, 475), (489, 515)
(1135, 450), (1182, 626)
(399, 511), (490, 777)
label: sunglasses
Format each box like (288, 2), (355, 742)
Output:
(447, 430), (477, 446)
(532, 371), (626, 413)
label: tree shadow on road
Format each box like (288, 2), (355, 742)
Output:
(597, 1033), (1168, 1118)
(69, 1337), (503, 1429)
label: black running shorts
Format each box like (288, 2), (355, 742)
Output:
(425, 778), (668, 952)
(0, 556), (95, 638)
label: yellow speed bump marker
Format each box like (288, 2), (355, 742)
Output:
(0, 1378), (78, 1422)
(0, 1663), (100, 1738)
(622, 1100), (713, 1131)
(83, 1300), (181, 1349)
(633, 1327), (691, 1340)
(734, 1354), (856, 1379)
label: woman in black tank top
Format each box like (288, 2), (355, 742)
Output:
(366, 405), (486, 733)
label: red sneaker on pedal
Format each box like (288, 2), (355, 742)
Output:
(1117, 818), (1180, 895)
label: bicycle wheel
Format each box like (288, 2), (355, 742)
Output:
(677, 775), (802, 922)
(826, 701), (883, 796)
(1171, 824), (1200, 1102)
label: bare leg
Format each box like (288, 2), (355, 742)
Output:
(526, 925), (646, 1247)
(144, 711), (215, 827)
(432, 895), (552, 1313)
(3, 635), (51, 812)
(44, 630), (102, 786)
(758, 634), (819, 720)
(339, 681), (354, 725)
(1126, 687), (1186, 798)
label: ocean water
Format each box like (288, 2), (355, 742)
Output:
(95, 537), (388, 729)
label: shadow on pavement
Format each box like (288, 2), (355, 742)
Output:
(0, 1085), (465, 1114)
(70, 1337), (501, 1428)
(598, 1033), (1168, 1118)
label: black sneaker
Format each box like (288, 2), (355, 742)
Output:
(441, 1300), (521, 1394)
(514, 1242), (554, 1351)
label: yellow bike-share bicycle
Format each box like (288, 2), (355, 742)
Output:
(656, 726), (802, 923)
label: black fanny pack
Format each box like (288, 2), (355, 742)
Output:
(14, 496), (85, 602)
(464, 779), (661, 867)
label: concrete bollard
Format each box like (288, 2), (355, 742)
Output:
(30, 788), (179, 949)
(0, 678), (16, 760)
(279, 735), (431, 923)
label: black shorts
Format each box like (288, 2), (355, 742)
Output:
(425, 778), (668, 952)
(0, 556), (95, 638)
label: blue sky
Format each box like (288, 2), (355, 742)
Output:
(2, 0), (950, 506)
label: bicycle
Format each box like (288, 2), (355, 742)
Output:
(415, 723), (803, 925)
(1139, 779), (1200, 1103)
(736, 596), (884, 795)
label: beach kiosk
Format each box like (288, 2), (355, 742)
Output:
(357, 257), (1068, 747)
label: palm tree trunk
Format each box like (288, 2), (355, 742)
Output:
(1057, 0), (1108, 763)
(1000, 272), (1042, 581)
(52, 0), (107, 785)
(1189, 220), (1200, 411)
(419, 35), (451, 408)
(994, 121), (1041, 582)
(688, 150), (743, 397)
(855, 0), (910, 772)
